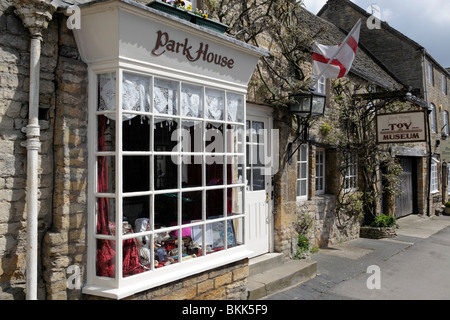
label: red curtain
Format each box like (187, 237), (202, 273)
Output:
(96, 115), (143, 278)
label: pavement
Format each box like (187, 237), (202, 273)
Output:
(265, 214), (450, 300)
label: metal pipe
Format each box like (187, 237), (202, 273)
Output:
(14, 0), (56, 300)
(422, 48), (432, 217)
(25, 36), (42, 300)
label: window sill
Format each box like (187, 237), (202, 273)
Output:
(83, 247), (252, 300)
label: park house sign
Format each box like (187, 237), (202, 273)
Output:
(376, 111), (427, 144)
(72, 0), (267, 89)
(151, 30), (235, 69)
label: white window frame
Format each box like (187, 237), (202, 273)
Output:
(444, 111), (449, 136)
(314, 75), (326, 95)
(447, 163), (450, 195)
(443, 74), (447, 95)
(428, 62), (434, 86)
(431, 158), (439, 194)
(315, 149), (325, 195)
(297, 144), (309, 200)
(430, 104), (437, 133)
(344, 153), (358, 191)
(85, 67), (249, 299)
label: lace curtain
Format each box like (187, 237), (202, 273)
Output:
(99, 73), (151, 121)
(98, 73), (244, 123)
(226, 92), (244, 123)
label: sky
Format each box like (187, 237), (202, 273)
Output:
(303, 0), (450, 68)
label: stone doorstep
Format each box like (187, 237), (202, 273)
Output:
(246, 253), (317, 300)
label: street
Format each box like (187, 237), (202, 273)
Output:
(266, 215), (450, 300)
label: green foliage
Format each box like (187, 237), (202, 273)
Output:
(445, 202), (450, 208)
(206, 0), (320, 107)
(320, 122), (333, 136)
(370, 214), (396, 228)
(294, 234), (310, 259)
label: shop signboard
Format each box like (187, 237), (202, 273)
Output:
(376, 110), (427, 144)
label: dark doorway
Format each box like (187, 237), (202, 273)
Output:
(394, 157), (418, 218)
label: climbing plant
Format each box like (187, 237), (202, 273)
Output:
(205, 0), (325, 107)
(330, 79), (407, 225)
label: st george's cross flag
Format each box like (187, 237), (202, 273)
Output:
(312, 19), (361, 80)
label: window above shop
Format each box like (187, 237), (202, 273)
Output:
(428, 62), (434, 86)
(344, 153), (358, 191)
(297, 144), (308, 200)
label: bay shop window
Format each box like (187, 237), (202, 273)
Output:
(75, 0), (266, 298)
(90, 69), (249, 296)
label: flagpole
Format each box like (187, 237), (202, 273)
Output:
(313, 19), (361, 89)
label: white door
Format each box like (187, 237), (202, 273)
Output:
(244, 113), (272, 258)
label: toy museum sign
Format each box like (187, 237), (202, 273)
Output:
(376, 111), (427, 144)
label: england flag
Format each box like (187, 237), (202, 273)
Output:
(312, 19), (361, 79)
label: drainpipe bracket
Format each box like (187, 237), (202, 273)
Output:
(25, 124), (41, 138)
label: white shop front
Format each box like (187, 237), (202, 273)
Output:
(73, 0), (267, 299)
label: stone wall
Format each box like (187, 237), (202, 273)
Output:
(41, 14), (89, 300)
(0, 0), (58, 299)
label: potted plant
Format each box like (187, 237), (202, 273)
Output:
(147, 0), (229, 33)
(360, 214), (397, 239)
(444, 202), (450, 215)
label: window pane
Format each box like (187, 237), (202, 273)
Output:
(227, 124), (244, 153)
(208, 220), (225, 251)
(206, 189), (225, 218)
(227, 187), (242, 215)
(97, 156), (115, 193)
(154, 155), (178, 190)
(181, 83), (203, 118)
(229, 217), (243, 248)
(123, 196), (150, 230)
(123, 156), (150, 192)
(227, 155), (244, 184)
(205, 88), (224, 120)
(123, 237), (146, 277)
(252, 121), (264, 144)
(154, 118), (178, 152)
(96, 197), (115, 235)
(97, 115), (115, 152)
(154, 78), (179, 115)
(98, 72), (116, 113)
(154, 193), (178, 227)
(182, 159), (202, 188)
(252, 167), (265, 191)
(182, 191), (202, 222)
(182, 120), (202, 153)
(206, 156), (224, 186)
(227, 93), (244, 123)
(155, 230), (180, 268)
(123, 115), (150, 151)
(205, 122), (224, 153)
(122, 72), (151, 114)
(96, 239), (115, 278)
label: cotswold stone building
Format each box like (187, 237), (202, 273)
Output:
(318, 0), (450, 217)
(0, 0), (445, 300)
